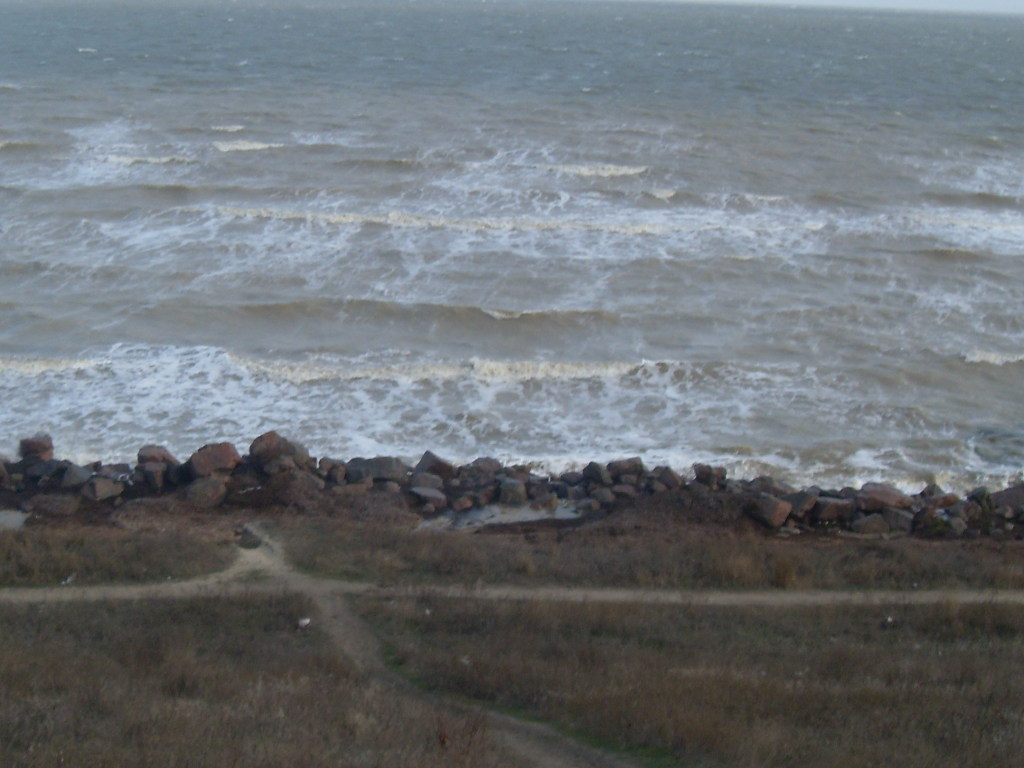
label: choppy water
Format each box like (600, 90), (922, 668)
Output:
(1, 0), (1022, 491)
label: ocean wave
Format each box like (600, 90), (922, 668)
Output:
(210, 125), (246, 133)
(213, 141), (285, 152)
(208, 205), (667, 236)
(963, 350), (1024, 366)
(106, 155), (195, 166)
(543, 163), (649, 178)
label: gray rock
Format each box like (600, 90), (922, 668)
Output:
(60, 463), (94, 490)
(81, 477), (125, 501)
(183, 476), (227, 508)
(410, 472), (444, 490)
(346, 456), (410, 483)
(991, 485), (1024, 514)
(607, 457), (645, 480)
(411, 486), (448, 508)
(582, 461), (612, 486)
(499, 478), (528, 505)
(882, 506), (915, 533)
(693, 463), (727, 489)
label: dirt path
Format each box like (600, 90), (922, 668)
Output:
(5, 525), (1024, 766)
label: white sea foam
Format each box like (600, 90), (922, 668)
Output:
(77, 48), (97, 54)
(213, 140), (284, 152)
(107, 155), (194, 166)
(209, 205), (668, 236)
(211, 125), (246, 133)
(964, 350), (1024, 366)
(544, 163), (649, 177)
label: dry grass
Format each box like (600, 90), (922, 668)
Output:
(0, 594), (518, 768)
(0, 527), (235, 586)
(358, 595), (1024, 768)
(276, 511), (1024, 590)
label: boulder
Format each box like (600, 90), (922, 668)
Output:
(882, 506), (915, 533)
(60, 463), (94, 490)
(410, 472), (444, 490)
(851, 513), (891, 535)
(582, 461), (613, 487)
(137, 445), (179, 466)
(813, 497), (856, 524)
(607, 457), (645, 480)
(693, 464), (727, 490)
(652, 466), (683, 490)
(24, 459), (67, 483)
(991, 485), (1024, 514)
(23, 493), (81, 518)
(345, 456), (410, 484)
(781, 490), (819, 521)
(744, 493), (793, 529)
(138, 462), (168, 493)
(499, 478), (528, 506)
(611, 484), (639, 499)
(187, 442), (241, 478)
(859, 483), (913, 511)
(414, 450), (456, 480)
(81, 477), (125, 502)
(469, 457), (504, 475)
(411, 486), (448, 508)
(268, 470), (326, 511)
(18, 434), (53, 462)
(182, 476), (227, 509)
(248, 431), (311, 472)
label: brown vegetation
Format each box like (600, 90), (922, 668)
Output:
(0, 593), (517, 768)
(357, 595), (1024, 768)
(0, 526), (234, 586)
(276, 505), (1024, 590)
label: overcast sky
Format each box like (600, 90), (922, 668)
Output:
(627, 0), (1023, 14)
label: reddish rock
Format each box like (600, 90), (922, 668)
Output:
(268, 470), (325, 511)
(611, 484), (639, 499)
(813, 497), (856, 523)
(693, 463), (727, 489)
(451, 495), (475, 513)
(248, 430), (310, 472)
(137, 462), (167, 493)
(137, 444), (179, 466)
(18, 434), (53, 462)
(782, 490), (819, 520)
(187, 442), (241, 478)
(414, 450), (456, 481)
(410, 472), (444, 490)
(652, 466), (682, 490)
(744, 493), (792, 529)
(859, 482), (913, 511)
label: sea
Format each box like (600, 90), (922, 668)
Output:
(1, 0), (1022, 492)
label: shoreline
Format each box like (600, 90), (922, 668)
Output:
(3, 431), (1023, 540)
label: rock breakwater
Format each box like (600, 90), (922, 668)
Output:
(2, 433), (1023, 539)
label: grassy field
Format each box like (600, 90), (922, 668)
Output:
(0, 526), (235, 586)
(357, 595), (1024, 768)
(0, 593), (519, 768)
(276, 510), (1024, 590)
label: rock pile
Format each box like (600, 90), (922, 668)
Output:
(2, 432), (1023, 539)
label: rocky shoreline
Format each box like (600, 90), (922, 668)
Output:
(3, 432), (1024, 539)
